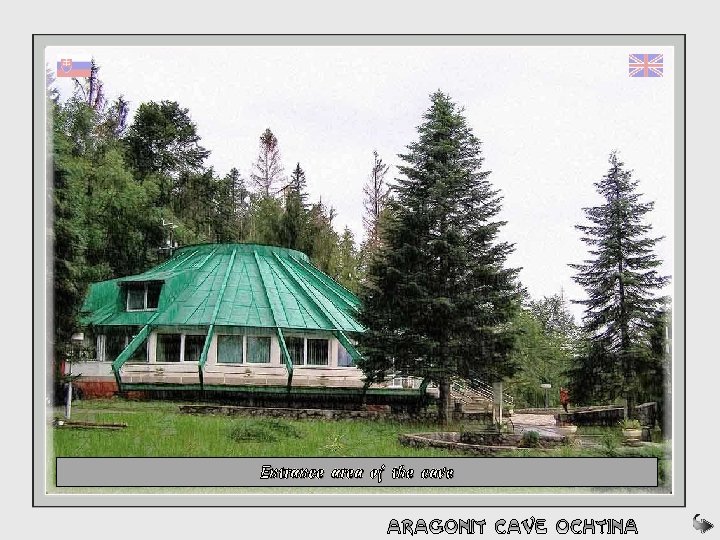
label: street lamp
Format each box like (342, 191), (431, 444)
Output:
(65, 333), (85, 419)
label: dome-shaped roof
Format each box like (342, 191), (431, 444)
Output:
(81, 243), (362, 333)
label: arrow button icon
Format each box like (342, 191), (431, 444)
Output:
(694, 514), (714, 534)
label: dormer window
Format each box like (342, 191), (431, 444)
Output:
(126, 282), (162, 311)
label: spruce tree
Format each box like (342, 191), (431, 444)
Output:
(357, 91), (521, 424)
(250, 128), (284, 197)
(279, 163), (310, 251)
(362, 150), (391, 249)
(569, 151), (670, 417)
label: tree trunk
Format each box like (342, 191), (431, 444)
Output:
(438, 378), (452, 426)
(626, 391), (636, 420)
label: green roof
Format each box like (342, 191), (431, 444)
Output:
(80, 243), (363, 333)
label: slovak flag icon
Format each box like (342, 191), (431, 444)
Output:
(56, 59), (92, 78)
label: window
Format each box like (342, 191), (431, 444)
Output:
(247, 336), (271, 364)
(283, 337), (330, 366)
(105, 334), (129, 362)
(184, 335), (205, 363)
(285, 336), (305, 366)
(307, 338), (329, 366)
(156, 334), (181, 362)
(146, 282), (162, 309)
(217, 335), (243, 364)
(96, 329), (145, 362)
(338, 343), (354, 367)
(128, 337), (149, 363)
(127, 286), (146, 310)
(156, 333), (209, 363)
(126, 282), (163, 311)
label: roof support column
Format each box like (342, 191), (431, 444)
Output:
(198, 248), (237, 389)
(252, 252), (294, 389)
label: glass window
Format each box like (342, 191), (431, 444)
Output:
(126, 282), (162, 311)
(307, 339), (329, 366)
(146, 282), (162, 309)
(105, 334), (128, 362)
(156, 334), (181, 362)
(247, 336), (271, 364)
(217, 335), (243, 363)
(127, 285), (146, 310)
(128, 337), (148, 363)
(184, 335), (206, 363)
(285, 336), (304, 366)
(338, 343), (354, 367)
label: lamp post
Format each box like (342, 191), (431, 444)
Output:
(540, 383), (552, 409)
(65, 333), (84, 419)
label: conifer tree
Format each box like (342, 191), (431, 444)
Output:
(357, 91), (521, 424)
(279, 163), (310, 251)
(362, 150), (391, 249)
(250, 128), (284, 197)
(226, 167), (250, 240)
(569, 151), (670, 417)
(335, 227), (361, 293)
(124, 100), (210, 180)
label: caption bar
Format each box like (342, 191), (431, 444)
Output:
(56, 457), (657, 487)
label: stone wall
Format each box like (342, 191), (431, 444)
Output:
(635, 402), (658, 428)
(555, 407), (625, 426)
(179, 404), (493, 424)
(555, 403), (658, 427)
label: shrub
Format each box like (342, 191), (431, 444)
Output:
(519, 430), (540, 448)
(601, 432), (619, 456)
(618, 418), (642, 430)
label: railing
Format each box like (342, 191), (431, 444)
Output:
(450, 377), (514, 408)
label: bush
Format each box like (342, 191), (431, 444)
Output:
(519, 430), (540, 448)
(618, 418), (642, 430)
(600, 432), (619, 456)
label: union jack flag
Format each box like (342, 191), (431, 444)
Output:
(628, 54), (663, 77)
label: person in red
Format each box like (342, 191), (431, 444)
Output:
(559, 387), (570, 413)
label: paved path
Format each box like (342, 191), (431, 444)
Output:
(509, 413), (563, 439)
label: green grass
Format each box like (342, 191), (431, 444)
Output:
(52, 399), (466, 457)
(52, 399), (671, 462)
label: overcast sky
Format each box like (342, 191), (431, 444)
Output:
(46, 45), (675, 322)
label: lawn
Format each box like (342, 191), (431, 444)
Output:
(52, 398), (466, 457)
(51, 398), (669, 459)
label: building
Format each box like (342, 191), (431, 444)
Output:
(70, 243), (427, 408)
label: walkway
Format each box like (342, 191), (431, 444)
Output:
(509, 412), (563, 439)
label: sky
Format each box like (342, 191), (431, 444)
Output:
(46, 45), (676, 322)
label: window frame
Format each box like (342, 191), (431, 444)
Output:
(337, 341), (356, 368)
(305, 337), (329, 367)
(155, 333), (183, 363)
(288, 335), (330, 368)
(246, 335), (272, 365)
(216, 334), (244, 364)
(215, 334), (273, 365)
(125, 281), (163, 312)
(183, 334), (206, 364)
(96, 331), (147, 363)
(284, 336), (306, 367)
(154, 333), (207, 364)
